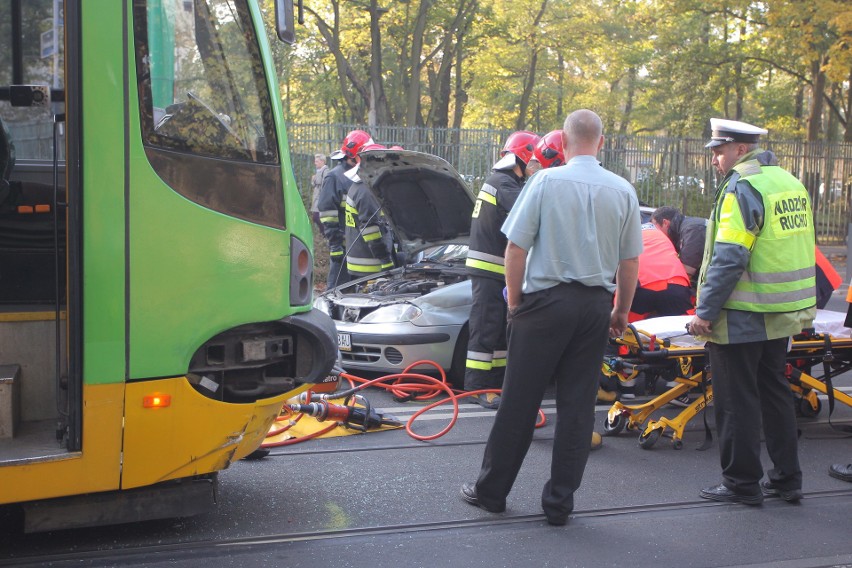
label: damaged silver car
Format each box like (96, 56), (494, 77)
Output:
(313, 149), (475, 386)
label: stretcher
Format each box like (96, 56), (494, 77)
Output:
(601, 310), (852, 449)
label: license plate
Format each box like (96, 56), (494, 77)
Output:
(337, 332), (351, 351)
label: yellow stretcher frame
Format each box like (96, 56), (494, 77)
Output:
(601, 323), (852, 450)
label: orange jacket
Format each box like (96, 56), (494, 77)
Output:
(638, 226), (690, 291)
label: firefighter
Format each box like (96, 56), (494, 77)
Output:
(318, 130), (374, 288)
(464, 130), (541, 408)
(343, 144), (395, 278)
(533, 129), (566, 169)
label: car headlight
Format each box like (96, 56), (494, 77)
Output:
(360, 303), (422, 323)
(313, 296), (330, 315)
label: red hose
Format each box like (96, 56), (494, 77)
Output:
(261, 359), (547, 446)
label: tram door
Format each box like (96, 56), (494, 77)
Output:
(0, 0), (80, 463)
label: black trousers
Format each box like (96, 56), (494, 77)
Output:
(474, 282), (612, 520)
(631, 283), (693, 317)
(327, 256), (351, 289)
(707, 339), (802, 495)
(464, 276), (508, 391)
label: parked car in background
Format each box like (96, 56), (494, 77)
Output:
(313, 149), (475, 386)
(664, 175), (705, 194)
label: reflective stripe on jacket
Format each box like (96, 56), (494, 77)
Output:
(465, 169), (523, 280)
(344, 180), (393, 274)
(714, 160), (816, 313)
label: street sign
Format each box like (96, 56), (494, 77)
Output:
(40, 30), (55, 59)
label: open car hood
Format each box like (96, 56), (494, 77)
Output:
(357, 149), (474, 255)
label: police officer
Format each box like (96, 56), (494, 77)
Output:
(343, 144), (395, 278)
(654, 206), (838, 308)
(464, 131), (540, 408)
(318, 130), (374, 288)
(688, 118), (816, 505)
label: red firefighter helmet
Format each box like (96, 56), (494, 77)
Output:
(534, 130), (565, 168)
(359, 143), (387, 153)
(500, 130), (540, 166)
(330, 130), (374, 160)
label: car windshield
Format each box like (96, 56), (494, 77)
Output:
(418, 244), (469, 264)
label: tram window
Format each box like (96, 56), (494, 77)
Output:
(0, 0), (65, 162)
(134, 0), (278, 165)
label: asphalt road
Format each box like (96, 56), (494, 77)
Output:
(1, 297), (851, 567)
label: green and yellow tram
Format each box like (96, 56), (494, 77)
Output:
(0, 0), (336, 531)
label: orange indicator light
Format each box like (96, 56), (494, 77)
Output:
(143, 393), (171, 408)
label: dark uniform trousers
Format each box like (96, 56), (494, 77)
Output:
(474, 282), (612, 520)
(707, 338), (802, 495)
(631, 283), (693, 317)
(464, 276), (508, 391)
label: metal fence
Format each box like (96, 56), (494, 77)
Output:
(9, 118), (852, 244)
(288, 124), (852, 245)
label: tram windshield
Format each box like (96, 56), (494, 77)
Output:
(135, 0), (278, 164)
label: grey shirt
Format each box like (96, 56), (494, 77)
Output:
(502, 155), (643, 294)
(310, 164), (328, 214)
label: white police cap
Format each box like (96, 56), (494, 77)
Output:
(705, 118), (768, 148)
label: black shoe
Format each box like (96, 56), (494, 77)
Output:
(699, 483), (763, 505)
(760, 480), (803, 502)
(545, 515), (568, 526)
(460, 482), (505, 513)
(668, 393), (691, 408)
(829, 463), (852, 482)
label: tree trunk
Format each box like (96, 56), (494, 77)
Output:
(807, 58), (826, 142)
(368, 0), (390, 127)
(556, 52), (564, 126)
(618, 66), (636, 136)
(305, 4), (369, 123)
(845, 67), (852, 143)
(428, 0), (472, 129)
(404, 0), (433, 128)
(515, 0), (548, 131)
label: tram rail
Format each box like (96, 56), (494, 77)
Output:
(4, 489), (851, 567)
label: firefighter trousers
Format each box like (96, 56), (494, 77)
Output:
(464, 276), (508, 391)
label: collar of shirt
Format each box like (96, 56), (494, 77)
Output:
(565, 155), (601, 167)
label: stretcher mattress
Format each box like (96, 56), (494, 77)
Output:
(629, 309), (850, 347)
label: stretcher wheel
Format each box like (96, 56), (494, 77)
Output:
(797, 396), (821, 418)
(603, 413), (626, 436)
(638, 427), (662, 449)
(672, 439), (683, 450)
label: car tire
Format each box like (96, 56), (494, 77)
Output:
(447, 324), (469, 389)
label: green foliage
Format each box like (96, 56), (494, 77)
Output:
(263, 0), (849, 141)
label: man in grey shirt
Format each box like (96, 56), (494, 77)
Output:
(460, 109), (642, 526)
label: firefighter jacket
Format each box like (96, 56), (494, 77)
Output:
(465, 169), (524, 281)
(638, 224), (690, 291)
(317, 163), (354, 261)
(344, 179), (394, 275)
(696, 149), (816, 344)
